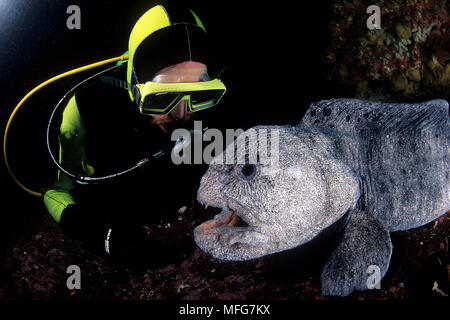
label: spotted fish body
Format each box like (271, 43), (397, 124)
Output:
(300, 98), (449, 231)
(194, 98), (449, 296)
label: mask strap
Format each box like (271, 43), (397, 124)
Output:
(100, 75), (130, 90)
(100, 75), (141, 106)
(216, 66), (228, 80)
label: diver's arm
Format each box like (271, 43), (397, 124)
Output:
(42, 95), (113, 252)
(43, 94), (88, 223)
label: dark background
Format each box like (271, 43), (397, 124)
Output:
(0, 0), (335, 246)
(1, 0), (449, 303)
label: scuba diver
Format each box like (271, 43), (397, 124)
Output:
(39, 4), (226, 267)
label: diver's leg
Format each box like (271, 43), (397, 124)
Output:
(60, 205), (182, 267)
(105, 223), (183, 268)
(59, 203), (111, 254)
(320, 210), (392, 297)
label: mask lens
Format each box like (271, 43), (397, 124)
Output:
(190, 89), (224, 111)
(142, 92), (181, 114)
(168, 99), (189, 121)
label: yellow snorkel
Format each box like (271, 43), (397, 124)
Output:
(3, 54), (129, 197)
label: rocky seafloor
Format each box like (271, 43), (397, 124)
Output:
(0, 202), (448, 300)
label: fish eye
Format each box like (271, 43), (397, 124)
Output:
(239, 163), (257, 180)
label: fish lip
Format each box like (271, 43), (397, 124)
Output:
(194, 199), (275, 256)
(194, 199), (253, 235)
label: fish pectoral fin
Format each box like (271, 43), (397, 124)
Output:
(222, 229), (271, 246)
(321, 210), (392, 297)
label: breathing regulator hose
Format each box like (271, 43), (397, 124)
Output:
(3, 54), (129, 198)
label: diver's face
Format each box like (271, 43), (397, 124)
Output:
(151, 61), (208, 133)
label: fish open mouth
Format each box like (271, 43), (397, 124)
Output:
(194, 201), (274, 260)
(195, 206), (250, 235)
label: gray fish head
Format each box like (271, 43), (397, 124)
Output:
(194, 126), (360, 261)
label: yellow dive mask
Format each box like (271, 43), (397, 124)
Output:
(101, 75), (226, 116)
(134, 79), (226, 115)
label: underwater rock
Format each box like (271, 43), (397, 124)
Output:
(338, 64), (349, 79)
(326, 0), (450, 99)
(365, 30), (378, 44)
(395, 21), (412, 40)
(356, 79), (369, 96)
(440, 63), (450, 88)
(390, 71), (409, 92)
(406, 66), (421, 82)
(423, 56), (450, 89)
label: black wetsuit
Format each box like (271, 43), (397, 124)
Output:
(44, 64), (205, 267)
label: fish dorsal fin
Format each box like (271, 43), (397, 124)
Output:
(300, 98), (449, 135)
